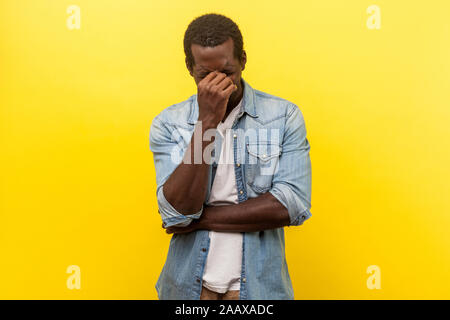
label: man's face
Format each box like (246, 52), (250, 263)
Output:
(188, 37), (246, 105)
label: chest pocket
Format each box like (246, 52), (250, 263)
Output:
(245, 142), (282, 193)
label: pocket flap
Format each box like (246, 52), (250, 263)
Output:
(246, 143), (282, 161)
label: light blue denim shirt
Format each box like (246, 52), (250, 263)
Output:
(149, 77), (312, 299)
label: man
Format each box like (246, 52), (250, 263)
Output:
(149, 13), (312, 300)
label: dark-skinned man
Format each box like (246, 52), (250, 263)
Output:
(149, 13), (312, 300)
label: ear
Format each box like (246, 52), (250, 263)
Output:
(240, 50), (247, 72)
(186, 57), (193, 77)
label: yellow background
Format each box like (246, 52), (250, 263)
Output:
(1, 0), (449, 299)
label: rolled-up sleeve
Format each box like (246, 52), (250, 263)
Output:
(269, 104), (312, 226)
(149, 115), (203, 228)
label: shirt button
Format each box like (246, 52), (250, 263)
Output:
(242, 277), (246, 283)
(237, 163), (240, 167)
(196, 278), (201, 283)
(201, 248), (206, 252)
(233, 134), (237, 138)
(262, 154), (267, 158)
(239, 190), (243, 195)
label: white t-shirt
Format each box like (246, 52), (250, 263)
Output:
(201, 98), (243, 293)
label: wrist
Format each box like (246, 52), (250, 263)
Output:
(197, 116), (219, 130)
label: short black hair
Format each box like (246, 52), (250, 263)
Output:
(183, 13), (244, 72)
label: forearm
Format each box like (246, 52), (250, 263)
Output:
(163, 120), (215, 215)
(198, 192), (291, 232)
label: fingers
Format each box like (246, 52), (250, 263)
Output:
(199, 71), (222, 90)
(199, 71), (219, 86)
(203, 74), (227, 94)
(200, 71), (234, 92)
(216, 76), (235, 92)
(222, 79), (237, 97)
(209, 72), (227, 87)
